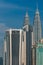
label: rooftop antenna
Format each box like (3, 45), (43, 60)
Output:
(36, 2), (39, 14)
(25, 7), (28, 17)
(36, 1), (39, 11)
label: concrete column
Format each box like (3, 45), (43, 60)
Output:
(10, 29), (12, 65)
(19, 30), (22, 65)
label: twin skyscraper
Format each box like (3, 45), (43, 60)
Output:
(3, 7), (42, 65)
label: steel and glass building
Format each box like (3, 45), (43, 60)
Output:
(22, 12), (33, 65)
(4, 29), (22, 65)
(36, 43), (43, 65)
(33, 7), (42, 43)
(31, 44), (36, 65)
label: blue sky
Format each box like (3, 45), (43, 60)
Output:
(0, 0), (43, 57)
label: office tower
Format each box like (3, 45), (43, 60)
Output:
(31, 44), (36, 65)
(36, 42), (43, 65)
(33, 7), (42, 43)
(4, 29), (22, 65)
(22, 12), (33, 65)
(31, 31), (36, 65)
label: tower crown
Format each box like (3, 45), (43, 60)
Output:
(24, 11), (29, 26)
(35, 5), (39, 15)
(25, 12), (29, 17)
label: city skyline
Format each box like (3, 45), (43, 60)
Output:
(0, 0), (43, 57)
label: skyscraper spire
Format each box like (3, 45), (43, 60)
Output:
(36, 3), (39, 15)
(23, 11), (29, 31)
(24, 11), (29, 26)
(37, 2), (38, 10)
(33, 5), (42, 43)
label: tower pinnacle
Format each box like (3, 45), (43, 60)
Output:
(36, 3), (39, 14)
(25, 11), (28, 17)
(24, 11), (29, 26)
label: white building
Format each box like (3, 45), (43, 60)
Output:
(3, 29), (23, 65)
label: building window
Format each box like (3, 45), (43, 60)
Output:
(22, 32), (24, 41)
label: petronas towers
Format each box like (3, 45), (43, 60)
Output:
(24, 6), (42, 43)
(25, 7), (42, 43)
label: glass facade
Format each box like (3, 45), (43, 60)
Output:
(36, 43), (43, 65)
(26, 28), (32, 65)
(12, 31), (20, 65)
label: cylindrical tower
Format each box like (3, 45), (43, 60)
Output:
(32, 44), (36, 65)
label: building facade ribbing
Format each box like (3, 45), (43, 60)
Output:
(33, 7), (42, 43)
(4, 29), (22, 65)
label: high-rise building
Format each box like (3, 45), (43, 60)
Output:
(32, 7), (42, 65)
(36, 43), (43, 65)
(33, 7), (42, 43)
(32, 42), (43, 65)
(4, 29), (22, 65)
(22, 12), (33, 65)
(31, 44), (36, 65)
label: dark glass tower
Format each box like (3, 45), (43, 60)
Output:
(4, 29), (22, 65)
(33, 7), (42, 43)
(22, 11), (33, 65)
